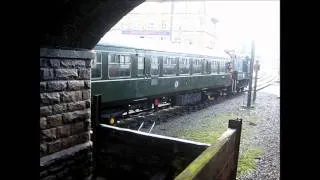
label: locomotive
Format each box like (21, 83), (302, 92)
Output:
(91, 40), (250, 125)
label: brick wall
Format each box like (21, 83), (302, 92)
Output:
(40, 48), (94, 180)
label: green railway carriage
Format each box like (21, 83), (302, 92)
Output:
(231, 56), (251, 90)
(91, 42), (249, 124)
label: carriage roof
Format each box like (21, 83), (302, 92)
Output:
(97, 37), (230, 59)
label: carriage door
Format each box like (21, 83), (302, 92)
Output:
(150, 55), (160, 86)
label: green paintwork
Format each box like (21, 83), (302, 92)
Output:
(91, 44), (248, 106)
(92, 74), (231, 104)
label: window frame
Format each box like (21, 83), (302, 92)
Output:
(108, 54), (132, 79)
(211, 60), (219, 74)
(179, 57), (190, 75)
(91, 51), (103, 79)
(193, 58), (202, 74)
(163, 56), (178, 76)
(150, 56), (160, 76)
(137, 56), (145, 77)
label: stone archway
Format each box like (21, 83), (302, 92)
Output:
(40, 0), (145, 49)
(40, 1), (145, 179)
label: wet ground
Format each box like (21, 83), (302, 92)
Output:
(150, 82), (280, 180)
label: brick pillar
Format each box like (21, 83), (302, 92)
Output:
(40, 48), (94, 180)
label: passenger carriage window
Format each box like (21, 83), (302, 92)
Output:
(108, 54), (131, 78)
(163, 58), (168, 65)
(217, 61), (220, 73)
(170, 58), (177, 65)
(179, 58), (190, 75)
(151, 56), (159, 75)
(220, 60), (226, 73)
(137, 56), (145, 76)
(193, 58), (202, 74)
(91, 52), (102, 79)
(205, 59), (210, 74)
(224, 60), (228, 72)
(238, 59), (243, 72)
(163, 57), (177, 76)
(242, 59), (249, 73)
(211, 60), (218, 73)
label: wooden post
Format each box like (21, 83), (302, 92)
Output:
(91, 94), (101, 179)
(228, 118), (243, 180)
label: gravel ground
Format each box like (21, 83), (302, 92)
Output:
(238, 83), (280, 180)
(149, 82), (280, 180)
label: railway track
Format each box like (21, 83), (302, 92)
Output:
(116, 93), (243, 132)
(111, 73), (278, 132)
(251, 72), (278, 91)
